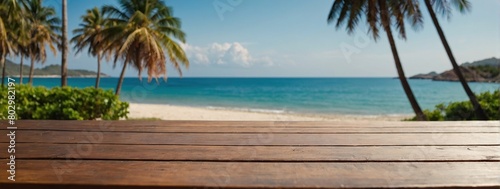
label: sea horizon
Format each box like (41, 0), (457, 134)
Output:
(13, 77), (500, 116)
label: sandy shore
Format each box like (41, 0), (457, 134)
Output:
(128, 103), (412, 121)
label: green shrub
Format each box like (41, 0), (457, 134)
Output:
(0, 85), (129, 120)
(410, 90), (500, 121)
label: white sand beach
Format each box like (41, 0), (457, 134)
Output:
(128, 103), (412, 121)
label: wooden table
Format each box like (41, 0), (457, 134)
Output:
(1, 120), (499, 188)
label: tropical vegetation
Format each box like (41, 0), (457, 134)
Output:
(71, 7), (108, 88)
(0, 0), (189, 120)
(0, 85), (129, 120)
(100, 0), (189, 95)
(23, 0), (61, 85)
(424, 0), (489, 120)
(326, 0), (496, 121)
(408, 90), (500, 121)
(0, 0), (189, 96)
(0, 0), (23, 87)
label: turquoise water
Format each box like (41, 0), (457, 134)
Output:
(13, 77), (500, 115)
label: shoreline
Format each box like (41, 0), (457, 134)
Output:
(128, 103), (413, 121)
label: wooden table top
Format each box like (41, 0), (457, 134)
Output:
(1, 120), (499, 189)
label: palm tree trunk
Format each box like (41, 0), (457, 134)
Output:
(28, 58), (35, 85)
(61, 0), (68, 87)
(424, 0), (488, 120)
(1, 56), (5, 88)
(95, 53), (101, 88)
(380, 0), (426, 121)
(19, 55), (24, 84)
(115, 62), (127, 96)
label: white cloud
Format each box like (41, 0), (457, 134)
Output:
(181, 42), (272, 67)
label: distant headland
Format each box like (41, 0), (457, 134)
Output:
(410, 57), (500, 83)
(4, 59), (108, 78)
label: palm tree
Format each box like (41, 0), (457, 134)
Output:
(102, 0), (189, 96)
(0, 2), (11, 87)
(13, 4), (29, 85)
(0, 0), (22, 87)
(61, 0), (68, 86)
(423, 0), (488, 120)
(23, 0), (61, 85)
(71, 7), (107, 88)
(328, 0), (427, 120)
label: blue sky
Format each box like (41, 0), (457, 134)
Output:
(14, 0), (500, 77)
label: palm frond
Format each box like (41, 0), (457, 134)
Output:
(102, 0), (189, 81)
(431, 0), (470, 19)
(327, 0), (424, 41)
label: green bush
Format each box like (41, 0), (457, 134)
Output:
(0, 85), (129, 120)
(409, 90), (500, 121)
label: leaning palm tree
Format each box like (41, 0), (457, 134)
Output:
(102, 0), (189, 96)
(23, 0), (61, 85)
(423, 0), (488, 120)
(71, 7), (108, 88)
(328, 0), (427, 120)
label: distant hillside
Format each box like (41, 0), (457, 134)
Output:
(462, 57), (500, 67)
(3, 59), (108, 77)
(410, 57), (500, 83)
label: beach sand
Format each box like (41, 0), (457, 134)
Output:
(128, 103), (412, 121)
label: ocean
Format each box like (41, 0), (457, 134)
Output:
(17, 77), (500, 116)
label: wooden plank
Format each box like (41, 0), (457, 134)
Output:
(5, 124), (499, 133)
(1, 160), (499, 188)
(2, 143), (499, 161)
(1, 130), (499, 146)
(11, 120), (500, 128)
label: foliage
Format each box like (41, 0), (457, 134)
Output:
(469, 65), (500, 78)
(408, 90), (500, 121)
(101, 0), (189, 81)
(327, 0), (423, 41)
(22, 0), (61, 63)
(0, 0), (23, 58)
(71, 7), (107, 57)
(0, 85), (129, 120)
(71, 7), (108, 88)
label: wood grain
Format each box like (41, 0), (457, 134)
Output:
(2, 120), (500, 189)
(2, 143), (499, 161)
(1, 160), (499, 188)
(1, 130), (499, 146)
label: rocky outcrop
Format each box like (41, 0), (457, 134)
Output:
(432, 67), (490, 82)
(409, 58), (500, 83)
(409, 72), (438, 79)
(410, 67), (500, 83)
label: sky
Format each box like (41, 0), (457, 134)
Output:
(13, 0), (500, 77)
